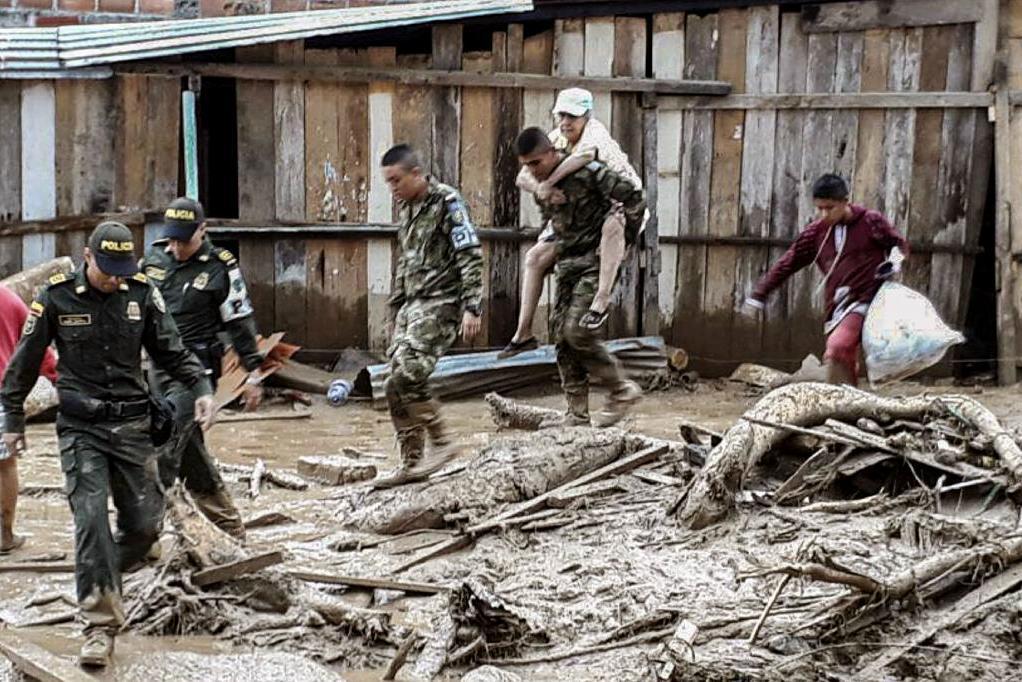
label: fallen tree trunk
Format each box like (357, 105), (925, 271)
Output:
(486, 393), (567, 430)
(675, 383), (1022, 530)
(1, 256), (74, 305)
(340, 428), (631, 534)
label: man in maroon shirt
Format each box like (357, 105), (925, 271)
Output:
(745, 174), (909, 386)
(0, 285), (58, 553)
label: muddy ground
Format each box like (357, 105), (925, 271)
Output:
(2, 379), (1021, 681)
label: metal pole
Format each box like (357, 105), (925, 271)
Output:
(182, 76), (200, 201)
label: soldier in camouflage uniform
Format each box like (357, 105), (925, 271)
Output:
(1, 222), (213, 668)
(141, 197), (263, 539)
(515, 127), (644, 426)
(375, 144), (483, 487)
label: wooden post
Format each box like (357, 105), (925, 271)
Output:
(431, 24), (462, 184)
(641, 91), (660, 337)
(995, 88), (1016, 385)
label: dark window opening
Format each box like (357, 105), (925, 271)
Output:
(958, 158), (997, 381)
(197, 77), (239, 219)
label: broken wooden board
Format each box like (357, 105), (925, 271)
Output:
(632, 469), (686, 486)
(191, 550), (285, 588)
(0, 629), (94, 682)
(288, 571), (448, 595)
(823, 419), (897, 453)
(243, 511), (295, 529)
(547, 479), (624, 508)
(216, 410), (312, 424)
(297, 455), (377, 485)
(0, 562), (74, 574)
(853, 562), (1022, 679)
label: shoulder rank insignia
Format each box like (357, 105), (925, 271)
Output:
(132, 273), (148, 283)
(48, 273), (69, 286)
(217, 249), (236, 264)
(145, 266), (166, 281)
(29, 301), (44, 317)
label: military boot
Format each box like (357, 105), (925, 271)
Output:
(193, 486), (246, 540)
(595, 380), (642, 427)
(80, 630), (115, 668)
(373, 415), (427, 489)
(564, 392), (591, 426)
(406, 400), (459, 478)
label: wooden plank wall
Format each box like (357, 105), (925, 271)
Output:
(1, 0), (998, 373)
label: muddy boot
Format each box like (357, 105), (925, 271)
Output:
(374, 419), (426, 489)
(595, 380), (642, 427)
(80, 630), (115, 668)
(193, 486), (246, 540)
(564, 392), (591, 426)
(406, 401), (460, 478)
(824, 360), (856, 386)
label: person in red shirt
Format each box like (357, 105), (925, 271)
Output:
(745, 174), (909, 386)
(0, 284), (58, 553)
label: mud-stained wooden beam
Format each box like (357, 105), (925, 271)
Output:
(191, 550), (285, 587)
(0, 630), (94, 682)
(289, 571), (448, 595)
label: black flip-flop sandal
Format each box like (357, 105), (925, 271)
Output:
(579, 309), (609, 331)
(497, 337), (540, 359)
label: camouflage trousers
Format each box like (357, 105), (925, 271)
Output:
(56, 414), (163, 631)
(385, 299), (460, 415)
(550, 255), (627, 401)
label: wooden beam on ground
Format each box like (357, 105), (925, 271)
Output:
(658, 91), (992, 111)
(0, 562), (75, 573)
(853, 562), (1022, 679)
(190, 550), (284, 587)
(0, 629), (95, 682)
(113, 61), (732, 96)
(289, 571), (448, 595)
(393, 444), (669, 574)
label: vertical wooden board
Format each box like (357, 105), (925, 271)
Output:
(764, 11), (808, 363)
(238, 237), (276, 334)
(55, 230), (87, 266)
(0, 237), (22, 279)
(76, 80), (115, 214)
(672, 12), (718, 357)
(831, 32), (863, 183)
(854, 29), (891, 210)
(431, 24), (463, 185)
(518, 25), (556, 235)
(336, 49), (370, 223)
(787, 31), (836, 363)
(393, 53), (434, 217)
(653, 12), (685, 331)
(703, 8), (747, 365)
(460, 52), (496, 226)
(304, 49), (341, 222)
(274, 40), (305, 222)
(115, 75), (147, 210)
(147, 77), (181, 208)
(607, 16), (645, 340)
(931, 24), (976, 330)
(274, 239), (307, 345)
(22, 234), (56, 268)
(236, 45), (276, 221)
(21, 81), (56, 221)
(306, 238), (368, 349)
(904, 25), (952, 294)
(882, 28), (922, 234)
(554, 18), (584, 77)
(0, 81), (20, 224)
(584, 17), (615, 130)
(489, 29), (524, 346)
(737, 6), (779, 363)
(54, 81), (75, 217)
(367, 46), (396, 352)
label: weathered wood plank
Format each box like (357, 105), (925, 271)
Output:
(584, 17), (615, 131)
(0, 81), (20, 225)
(883, 28), (923, 233)
(703, 8), (747, 366)
(0, 629), (94, 682)
(431, 24), (462, 185)
(336, 48), (371, 223)
(148, 77), (180, 209)
(800, 0), (983, 34)
(274, 40), (305, 222)
(289, 571), (448, 595)
(652, 12), (685, 332)
(306, 238), (368, 349)
(608, 16), (644, 340)
(393, 53), (433, 203)
(237, 237), (275, 334)
(854, 29), (892, 210)
(764, 12), (808, 365)
(274, 239), (307, 345)
(656, 91), (991, 111)
(192, 550), (284, 587)
(737, 5), (778, 363)
(367, 46), (395, 352)
(831, 32), (863, 183)
(21, 82), (56, 222)
(114, 75), (179, 211)
(904, 25), (952, 296)
(672, 12), (717, 364)
(304, 49), (341, 222)
(236, 44), (276, 221)
(995, 89), (1016, 384)
(0, 237), (22, 279)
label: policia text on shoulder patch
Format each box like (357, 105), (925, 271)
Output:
(445, 194), (480, 252)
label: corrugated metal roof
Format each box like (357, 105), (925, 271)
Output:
(0, 0), (533, 77)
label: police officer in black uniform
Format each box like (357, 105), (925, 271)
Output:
(141, 198), (263, 539)
(0, 222), (213, 668)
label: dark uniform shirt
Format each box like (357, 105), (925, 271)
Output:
(388, 177), (484, 312)
(140, 239), (262, 372)
(538, 159), (647, 259)
(0, 268), (211, 433)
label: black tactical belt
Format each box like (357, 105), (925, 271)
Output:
(59, 392), (149, 421)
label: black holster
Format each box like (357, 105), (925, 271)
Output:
(147, 393), (176, 447)
(188, 341), (224, 387)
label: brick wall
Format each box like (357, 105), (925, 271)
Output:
(0, 0), (426, 25)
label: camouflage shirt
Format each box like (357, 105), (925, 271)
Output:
(538, 158), (647, 258)
(0, 268), (211, 433)
(389, 177), (484, 311)
(141, 239), (262, 372)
